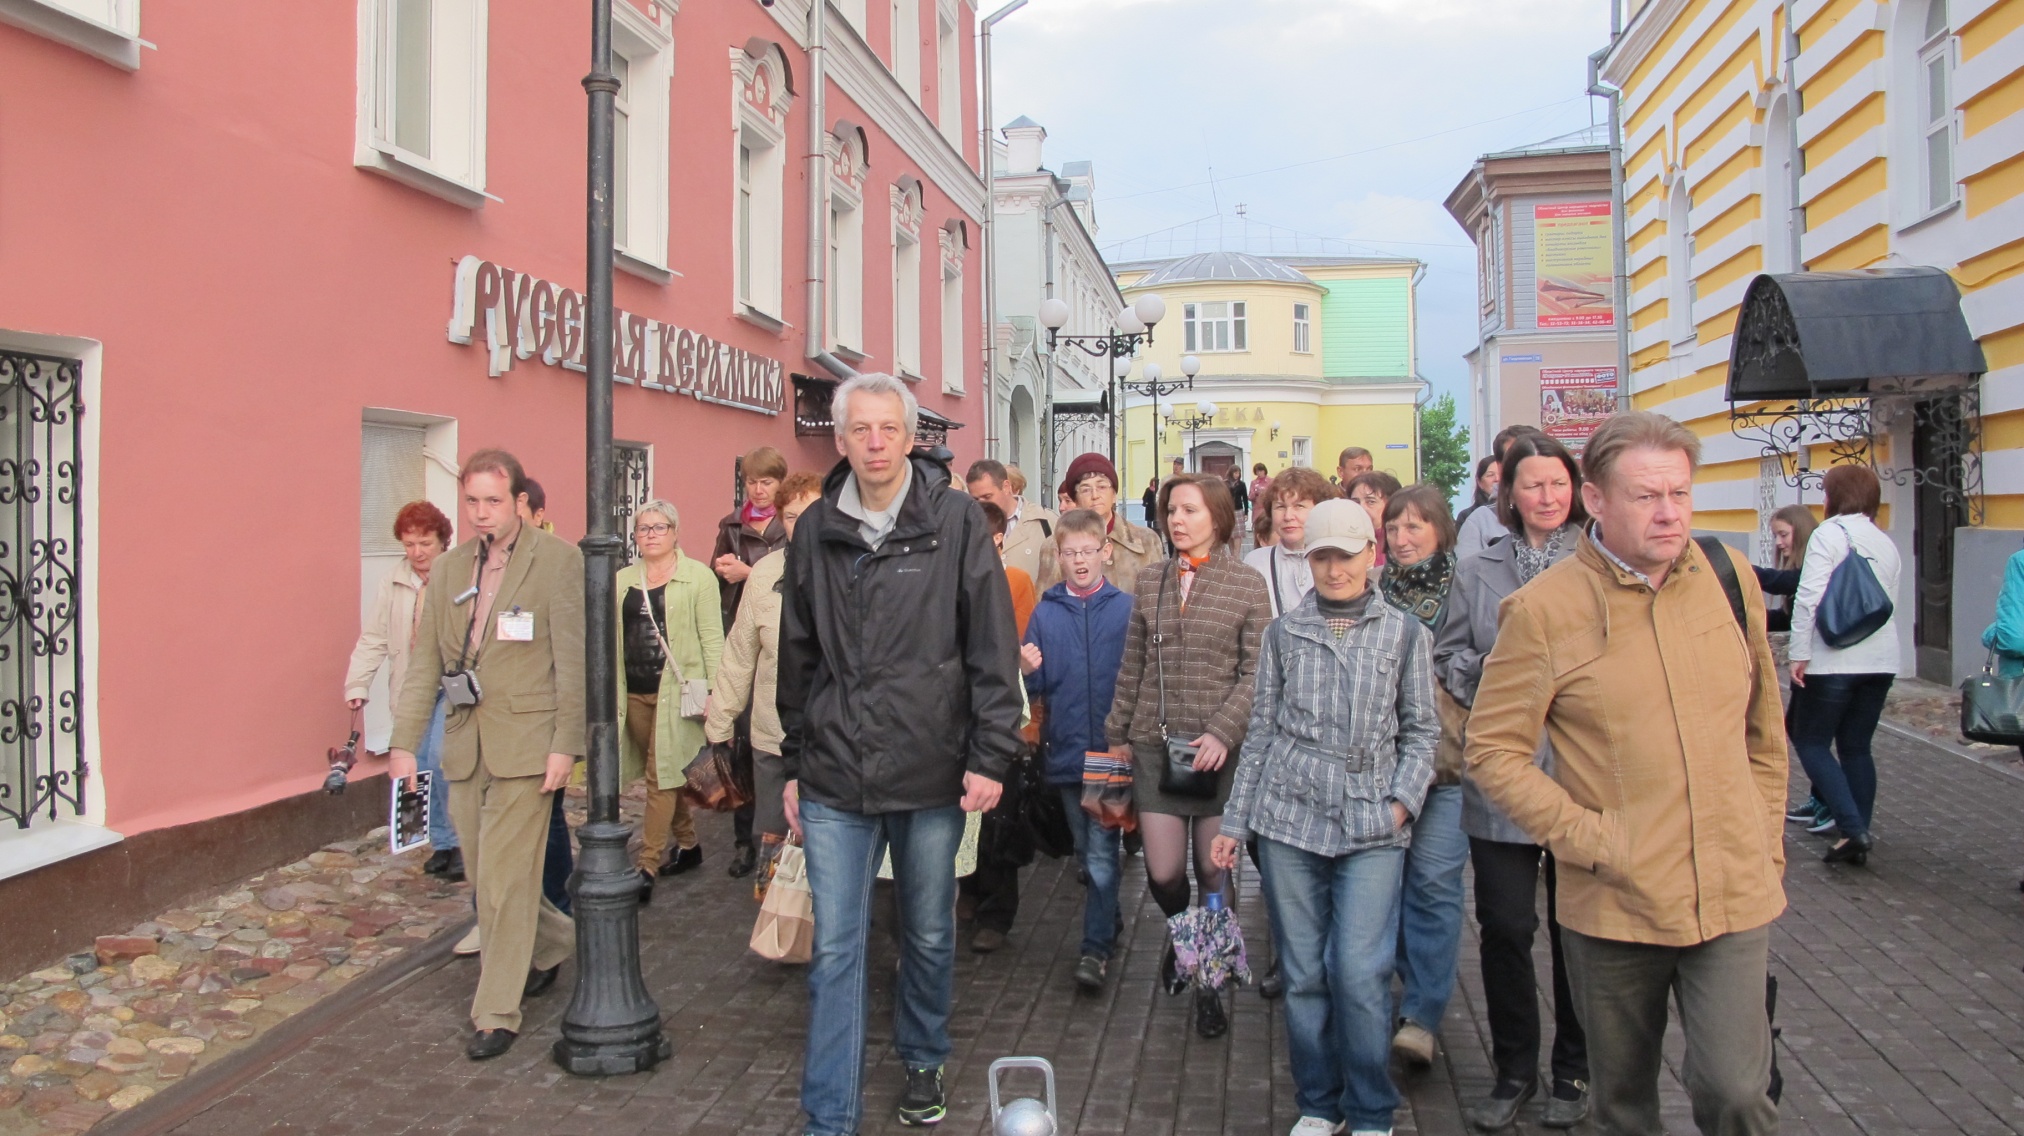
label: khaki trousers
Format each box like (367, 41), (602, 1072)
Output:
(447, 762), (575, 1032)
(629, 691), (697, 872)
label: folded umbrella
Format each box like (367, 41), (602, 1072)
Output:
(1166, 893), (1249, 992)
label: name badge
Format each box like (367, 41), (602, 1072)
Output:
(497, 608), (535, 642)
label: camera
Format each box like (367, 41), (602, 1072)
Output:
(441, 670), (482, 708)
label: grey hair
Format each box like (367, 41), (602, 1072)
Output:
(631, 498), (680, 533)
(831, 372), (919, 439)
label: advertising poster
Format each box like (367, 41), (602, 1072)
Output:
(1539, 367), (1618, 452)
(1534, 202), (1615, 328)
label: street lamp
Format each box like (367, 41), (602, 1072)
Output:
(554, 0), (669, 1077)
(1040, 293), (1165, 466)
(1172, 398), (1218, 471)
(1123, 353), (1196, 487)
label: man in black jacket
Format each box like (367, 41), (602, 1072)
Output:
(778, 372), (1022, 1136)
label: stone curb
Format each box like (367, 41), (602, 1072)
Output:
(1876, 717), (2024, 785)
(84, 917), (471, 1136)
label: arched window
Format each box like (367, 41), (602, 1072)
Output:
(1667, 178), (1696, 344)
(1763, 93), (1800, 274)
(1893, 0), (1957, 220)
(1917, 0), (1955, 213)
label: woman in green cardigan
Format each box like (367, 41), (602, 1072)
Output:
(615, 499), (724, 903)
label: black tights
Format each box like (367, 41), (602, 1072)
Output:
(1139, 812), (1228, 917)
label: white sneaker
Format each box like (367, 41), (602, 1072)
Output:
(1288, 1119), (1344, 1136)
(1348, 1130), (1391, 1136)
(453, 925), (481, 957)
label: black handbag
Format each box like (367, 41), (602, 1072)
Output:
(1961, 654), (2024, 745)
(1153, 568), (1219, 799)
(1815, 522), (1893, 649)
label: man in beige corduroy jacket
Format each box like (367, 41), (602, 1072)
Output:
(1464, 412), (1787, 1136)
(391, 449), (583, 1062)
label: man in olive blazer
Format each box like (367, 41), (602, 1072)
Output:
(391, 450), (584, 1059)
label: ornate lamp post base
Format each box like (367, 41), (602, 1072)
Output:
(553, 819), (670, 1075)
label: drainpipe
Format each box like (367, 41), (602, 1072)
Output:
(1784, 0), (1803, 272)
(1589, 43), (1631, 386)
(805, 0), (855, 382)
(980, 0), (1028, 456)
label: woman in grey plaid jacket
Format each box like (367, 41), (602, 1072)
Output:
(1213, 498), (1439, 1136)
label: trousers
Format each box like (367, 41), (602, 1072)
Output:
(628, 691), (697, 872)
(446, 761), (575, 1032)
(1469, 837), (1587, 1086)
(1563, 926), (1778, 1136)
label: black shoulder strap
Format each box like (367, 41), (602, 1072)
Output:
(1694, 536), (1746, 632)
(1038, 518), (1051, 537)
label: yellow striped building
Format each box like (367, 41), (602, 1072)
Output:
(1602, 0), (2024, 682)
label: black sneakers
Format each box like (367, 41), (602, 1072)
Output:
(897, 1065), (946, 1127)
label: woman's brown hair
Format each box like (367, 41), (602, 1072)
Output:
(1158, 473), (1239, 551)
(1497, 432), (1589, 533)
(1822, 463), (1881, 520)
(1770, 503), (1818, 570)
(1383, 484), (1458, 556)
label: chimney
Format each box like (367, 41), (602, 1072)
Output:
(1002, 116), (1046, 175)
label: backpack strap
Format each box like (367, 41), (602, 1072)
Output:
(1038, 519), (1051, 538)
(1694, 536), (1747, 632)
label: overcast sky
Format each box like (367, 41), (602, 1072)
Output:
(989, 0), (1617, 439)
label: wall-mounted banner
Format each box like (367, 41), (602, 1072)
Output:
(1533, 202), (1614, 329)
(446, 255), (783, 416)
(1539, 366), (1619, 452)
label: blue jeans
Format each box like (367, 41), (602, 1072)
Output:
(1058, 785), (1122, 959)
(1395, 783), (1467, 1033)
(799, 799), (965, 1136)
(1258, 838), (1406, 1130)
(1789, 672), (1893, 839)
(414, 694), (457, 850)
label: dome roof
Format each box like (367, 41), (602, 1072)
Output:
(1128, 251), (1311, 288)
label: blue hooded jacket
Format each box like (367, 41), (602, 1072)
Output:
(1983, 548), (2024, 662)
(1023, 579), (1133, 786)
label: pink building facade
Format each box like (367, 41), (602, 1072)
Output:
(0, 0), (986, 970)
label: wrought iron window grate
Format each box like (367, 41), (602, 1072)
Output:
(0, 351), (87, 829)
(1727, 379), (1983, 526)
(612, 443), (652, 562)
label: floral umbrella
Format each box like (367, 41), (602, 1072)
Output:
(1166, 902), (1250, 992)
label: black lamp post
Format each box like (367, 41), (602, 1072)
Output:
(1167, 399), (1219, 472)
(554, 0), (671, 1077)
(1121, 354), (1201, 483)
(1039, 294), (1167, 467)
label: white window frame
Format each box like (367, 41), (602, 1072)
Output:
(731, 45), (793, 325)
(1762, 92), (1800, 275)
(836, 0), (867, 34)
(935, 6), (962, 149)
(611, 4), (673, 283)
(1183, 300), (1247, 353)
(1292, 302), (1312, 354)
(829, 132), (870, 355)
(0, 0), (144, 69)
(940, 226), (965, 394)
(892, 184), (925, 379)
(1291, 437), (1312, 468)
(354, 0), (491, 208)
(1666, 179), (1696, 345)
(1917, 3), (1956, 216)
(891, 0), (921, 101)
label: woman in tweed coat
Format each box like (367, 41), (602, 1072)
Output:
(1107, 474), (1271, 1039)
(1213, 498), (1437, 1136)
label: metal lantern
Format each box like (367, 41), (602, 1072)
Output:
(989, 1057), (1058, 1136)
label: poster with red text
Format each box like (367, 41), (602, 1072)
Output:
(1539, 367), (1619, 453)
(1534, 202), (1615, 328)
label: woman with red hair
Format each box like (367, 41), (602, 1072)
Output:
(345, 500), (461, 878)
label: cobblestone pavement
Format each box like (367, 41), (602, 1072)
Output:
(139, 726), (2024, 1136)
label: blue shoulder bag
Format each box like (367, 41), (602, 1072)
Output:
(1814, 521), (1892, 650)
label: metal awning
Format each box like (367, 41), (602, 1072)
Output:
(1727, 268), (1986, 401)
(1052, 388), (1111, 417)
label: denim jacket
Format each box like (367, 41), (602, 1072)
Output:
(1222, 589), (1440, 857)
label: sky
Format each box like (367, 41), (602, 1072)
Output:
(989, 0), (1618, 443)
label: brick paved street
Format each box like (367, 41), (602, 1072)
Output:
(159, 728), (2024, 1136)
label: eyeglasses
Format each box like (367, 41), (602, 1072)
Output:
(634, 523), (673, 536)
(1058, 545), (1109, 561)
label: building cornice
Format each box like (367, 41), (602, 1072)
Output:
(1602, 0), (1692, 88)
(822, 8), (986, 221)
